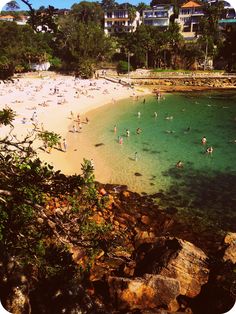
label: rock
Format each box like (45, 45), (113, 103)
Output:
(121, 191), (130, 198)
(89, 213), (105, 225)
(37, 217), (44, 224)
(135, 237), (209, 298)
(222, 232), (236, 264)
(134, 230), (157, 247)
(108, 274), (180, 311)
(6, 286), (31, 314)
(141, 215), (151, 225)
(47, 219), (56, 229)
(124, 261), (136, 277)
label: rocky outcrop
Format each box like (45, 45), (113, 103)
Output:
(222, 232), (236, 264)
(134, 237), (209, 298)
(108, 274), (180, 311)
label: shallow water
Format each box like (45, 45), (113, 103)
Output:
(85, 91), (236, 195)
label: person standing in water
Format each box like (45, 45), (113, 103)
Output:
(126, 129), (130, 137)
(201, 136), (207, 145)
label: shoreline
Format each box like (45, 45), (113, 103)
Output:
(0, 72), (151, 177)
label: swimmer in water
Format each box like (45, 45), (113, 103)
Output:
(136, 128), (142, 135)
(206, 146), (213, 155)
(201, 136), (207, 145)
(176, 161), (184, 168)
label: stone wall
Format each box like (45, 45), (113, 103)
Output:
(132, 77), (236, 88)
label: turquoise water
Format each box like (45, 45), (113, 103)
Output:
(87, 91), (236, 195)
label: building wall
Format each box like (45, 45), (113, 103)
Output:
(143, 5), (174, 28)
(104, 9), (141, 34)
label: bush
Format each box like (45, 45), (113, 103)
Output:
(76, 60), (95, 79)
(49, 57), (62, 71)
(116, 60), (133, 74)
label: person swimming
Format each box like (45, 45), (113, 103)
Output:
(176, 161), (184, 168)
(206, 146), (213, 155)
(201, 136), (207, 145)
(136, 128), (142, 134)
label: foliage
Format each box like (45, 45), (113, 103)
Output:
(48, 56), (62, 70)
(38, 131), (61, 148)
(117, 60), (133, 74)
(0, 107), (16, 126)
(54, 17), (114, 76)
(0, 22), (52, 77)
(71, 2), (104, 25)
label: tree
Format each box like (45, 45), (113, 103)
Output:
(0, 22), (52, 78)
(197, 1), (225, 63)
(101, 0), (117, 10)
(6, 1), (57, 33)
(54, 15), (114, 76)
(136, 2), (150, 15)
(70, 2), (104, 25)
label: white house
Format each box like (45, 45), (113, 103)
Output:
(104, 9), (141, 34)
(143, 5), (174, 28)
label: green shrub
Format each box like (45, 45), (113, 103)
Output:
(116, 60), (133, 74)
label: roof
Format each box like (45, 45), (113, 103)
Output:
(181, 1), (201, 8)
(0, 15), (14, 19)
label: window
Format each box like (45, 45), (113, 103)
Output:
(107, 12), (112, 18)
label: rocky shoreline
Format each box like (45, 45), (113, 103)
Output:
(3, 181), (235, 314)
(131, 76), (236, 92)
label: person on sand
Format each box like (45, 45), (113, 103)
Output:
(206, 146), (213, 155)
(72, 125), (77, 133)
(201, 136), (207, 145)
(134, 152), (138, 161)
(63, 139), (67, 152)
(90, 158), (95, 169)
(176, 161), (184, 168)
(119, 137), (123, 144)
(114, 125), (117, 133)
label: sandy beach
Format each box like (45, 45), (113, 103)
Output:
(0, 72), (151, 179)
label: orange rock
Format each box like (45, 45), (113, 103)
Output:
(141, 215), (151, 225)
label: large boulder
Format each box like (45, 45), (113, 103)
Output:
(134, 237), (209, 298)
(222, 232), (236, 264)
(108, 274), (180, 311)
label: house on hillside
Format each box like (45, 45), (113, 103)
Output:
(104, 9), (141, 34)
(177, 1), (204, 40)
(15, 15), (29, 25)
(143, 5), (174, 28)
(0, 15), (14, 22)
